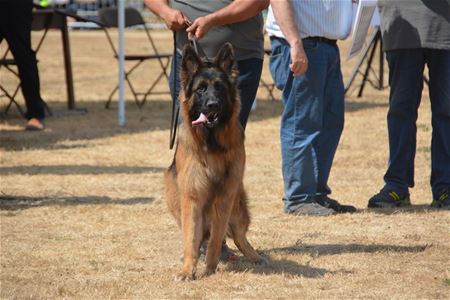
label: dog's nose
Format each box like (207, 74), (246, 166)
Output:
(206, 100), (219, 110)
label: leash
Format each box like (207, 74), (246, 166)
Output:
(169, 30), (209, 149)
(191, 37), (211, 65)
(169, 30), (179, 150)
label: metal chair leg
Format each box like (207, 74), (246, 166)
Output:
(105, 84), (119, 109)
(1, 85), (25, 117)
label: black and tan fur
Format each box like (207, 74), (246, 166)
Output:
(164, 43), (265, 281)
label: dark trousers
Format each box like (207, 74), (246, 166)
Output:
(384, 48), (450, 198)
(0, 0), (45, 120)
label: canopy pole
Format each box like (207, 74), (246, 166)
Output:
(117, 0), (125, 127)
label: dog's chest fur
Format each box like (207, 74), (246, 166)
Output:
(176, 127), (243, 198)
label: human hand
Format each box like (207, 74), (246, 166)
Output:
(186, 15), (214, 40)
(289, 41), (308, 76)
(162, 8), (191, 31)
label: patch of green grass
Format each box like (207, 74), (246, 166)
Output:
(417, 123), (431, 132)
(1, 211), (17, 217)
(417, 146), (430, 153)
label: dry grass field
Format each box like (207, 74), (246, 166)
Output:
(1, 29), (449, 299)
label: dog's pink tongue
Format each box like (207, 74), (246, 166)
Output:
(192, 113), (207, 126)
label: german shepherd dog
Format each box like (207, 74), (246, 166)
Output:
(165, 43), (265, 281)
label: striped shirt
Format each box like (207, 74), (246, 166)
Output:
(265, 0), (353, 41)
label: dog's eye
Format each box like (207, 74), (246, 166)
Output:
(214, 82), (226, 92)
(196, 84), (207, 95)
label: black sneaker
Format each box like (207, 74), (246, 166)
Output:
(431, 188), (450, 209)
(219, 241), (237, 262)
(317, 196), (357, 213)
(199, 240), (237, 262)
(287, 201), (336, 216)
(368, 189), (411, 208)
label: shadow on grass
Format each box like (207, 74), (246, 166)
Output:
(223, 239), (428, 277)
(1, 99), (282, 151)
(365, 205), (437, 214)
(1, 97), (385, 152)
(224, 258), (330, 278)
(266, 243), (429, 256)
(0, 100), (172, 151)
(339, 205), (438, 215)
(0, 164), (165, 175)
(224, 255), (347, 278)
(0, 195), (154, 211)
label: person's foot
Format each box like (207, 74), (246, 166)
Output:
(218, 241), (237, 262)
(368, 188), (411, 208)
(287, 201), (336, 216)
(199, 240), (237, 262)
(25, 118), (45, 131)
(431, 188), (450, 209)
(317, 196), (357, 213)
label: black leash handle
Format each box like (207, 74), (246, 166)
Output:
(169, 30), (179, 150)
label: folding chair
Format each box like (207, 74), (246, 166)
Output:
(98, 7), (172, 109)
(0, 53), (25, 116)
(0, 9), (53, 116)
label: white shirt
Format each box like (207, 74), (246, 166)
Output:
(266, 0), (354, 40)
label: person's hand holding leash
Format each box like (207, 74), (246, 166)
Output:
(186, 15), (214, 40)
(144, 0), (192, 30)
(161, 8), (191, 30)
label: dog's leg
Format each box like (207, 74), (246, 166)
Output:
(202, 198), (233, 277)
(229, 191), (267, 264)
(230, 225), (266, 264)
(175, 197), (204, 281)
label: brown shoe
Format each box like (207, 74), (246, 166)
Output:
(25, 118), (45, 131)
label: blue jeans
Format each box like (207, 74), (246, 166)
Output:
(269, 37), (345, 213)
(384, 49), (450, 198)
(170, 51), (263, 129)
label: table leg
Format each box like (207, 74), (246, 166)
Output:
(60, 18), (75, 109)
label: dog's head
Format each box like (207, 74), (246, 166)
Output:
(180, 42), (240, 129)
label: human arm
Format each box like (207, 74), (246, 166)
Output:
(144, 0), (190, 30)
(270, 0), (308, 76)
(186, 0), (269, 39)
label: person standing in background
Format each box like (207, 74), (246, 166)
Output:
(266, 0), (357, 216)
(0, 0), (46, 130)
(368, 0), (450, 209)
(144, 0), (269, 129)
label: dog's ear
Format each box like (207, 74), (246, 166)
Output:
(214, 43), (238, 82)
(181, 44), (203, 82)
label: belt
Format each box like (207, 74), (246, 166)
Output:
(270, 36), (337, 45)
(303, 36), (337, 45)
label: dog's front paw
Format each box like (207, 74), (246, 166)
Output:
(200, 267), (216, 278)
(173, 271), (195, 282)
